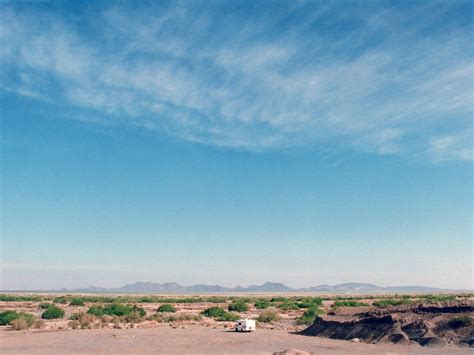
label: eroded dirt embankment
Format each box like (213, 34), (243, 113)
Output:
(301, 300), (474, 348)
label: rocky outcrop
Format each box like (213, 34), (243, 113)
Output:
(301, 300), (474, 348)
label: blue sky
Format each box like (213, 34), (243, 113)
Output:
(1, 1), (472, 290)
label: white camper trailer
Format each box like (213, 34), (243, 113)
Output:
(235, 318), (256, 332)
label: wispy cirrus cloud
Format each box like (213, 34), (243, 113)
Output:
(428, 133), (473, 162)
(1, 262), (142, 272)
(0, 1), (472, 160)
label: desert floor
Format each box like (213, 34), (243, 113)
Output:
(0, 325), (471, 354)
(1, 293), (472, 354)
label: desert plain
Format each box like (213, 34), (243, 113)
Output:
(0, 292), (472, 354)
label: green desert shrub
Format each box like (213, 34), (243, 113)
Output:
(41, 305), (65, 319)
(103, 304), (131, 316)
(70, 298), (85, 306)
(39, 303), (53, 309)
(202, 307), (227, 318)
(448, 316), (472, 329)
(206, 297), (227, 303)
(332, 300), (367, 308)
(298, 297), (323, 308)
(87, 305), (105, 317)
(423, 294), (456, 302)
(277, 301), (299, 311)
(257, 309), (280, 323)
(228, 300), (248, 312)
(373, 299), (412, 307)
(0, 294), (43, 302)
(202, 307), (239, 321)
(87, 304), (145, 317)
(157, 304), (177, 313)
(137, 296), (155, 303)
(270, 297), (290, 303)
(297, 307), (324, 325)
(255, 299), (270, 309)
(217, 312), (239, 322)
(0, 311), (36, 327)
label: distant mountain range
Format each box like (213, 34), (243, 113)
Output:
(54, 281), (462, 294)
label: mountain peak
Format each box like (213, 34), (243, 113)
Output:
(57, 281), (453, 294)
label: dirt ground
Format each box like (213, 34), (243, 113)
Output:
(1, 294), (472, 353)
(1, 325), (472, 354)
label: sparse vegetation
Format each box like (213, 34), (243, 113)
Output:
(150, 313), (202, 322)
(297, 307), (323, 325)
(53, 296), (69, 304)
(333, 300), (366, 307)
(448, 316), (472, 329)
(2, 291), (470, 342)
(257, 308), (280, 323)
(277, 301), (299, 311)
(87, 304), (145, 317)
(202, 307), (226, 318)
(70, 312), (97, 328)
(70, 298), (85, 306)
(422, 294), (457, 302)
(103, 304), (131, 316)
(0, 294), (44, 302)
(41, 305), (65, 319)
(0, 311), (36, 327)
(298, 297), (323, 308)
(102, 304), (125, 316)
(130, 305), (146, 317)
(254, 299), (270, 309)
(373, 299), (412, 307)
(270, 297), (289, 303)
(228, 300), (248, 312)
(202, 307), (239, 321)
(157, 304), (177, 313)
(124, 310), (145, 323)
(206, 297), (227, 303)
(10, 319), (30, 330)
(87, 305), (105, 317)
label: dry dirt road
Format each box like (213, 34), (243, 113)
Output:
(0, 325), (471, 354)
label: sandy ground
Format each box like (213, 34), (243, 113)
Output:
(1, 325), (472, 354)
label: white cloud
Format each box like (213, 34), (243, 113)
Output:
(429, 133), (473, 162)
(0, 3), (472, 160)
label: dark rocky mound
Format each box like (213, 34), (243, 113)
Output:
(301, 316), (399, 343)
(301, 300), (474, 348)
